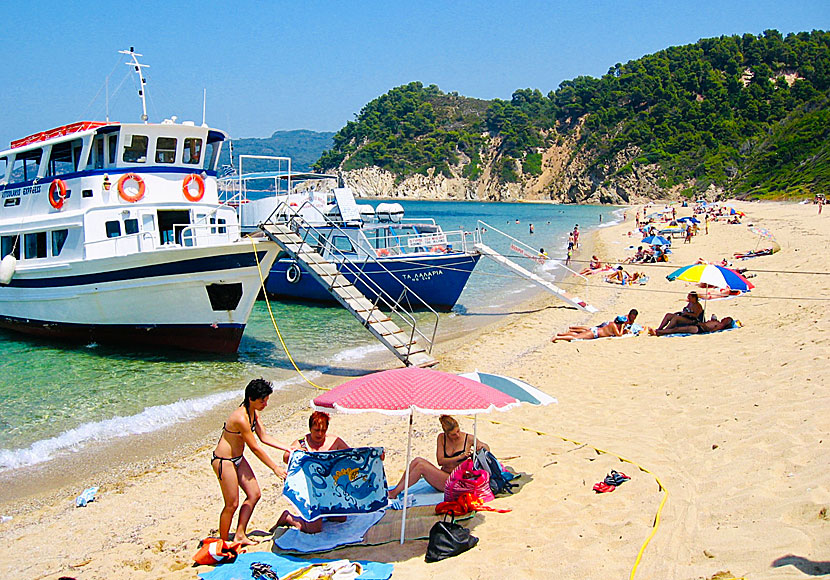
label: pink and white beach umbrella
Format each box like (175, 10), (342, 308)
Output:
(312, 367), (520, 543)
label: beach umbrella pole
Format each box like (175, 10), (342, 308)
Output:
(400, 410), (413, 544)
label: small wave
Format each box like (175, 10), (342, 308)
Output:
(329, 343), (387, 363)
(0, 388), (253, 470)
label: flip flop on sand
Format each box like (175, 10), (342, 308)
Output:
(592, 482), (616, 493)
(604, 470), (631, 486)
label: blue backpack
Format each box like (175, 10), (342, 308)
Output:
(474, 449), (517, 495)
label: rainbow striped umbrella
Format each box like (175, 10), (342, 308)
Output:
(666, 263), (754, 292)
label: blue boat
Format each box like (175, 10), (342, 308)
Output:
(221, 158), (481, 311)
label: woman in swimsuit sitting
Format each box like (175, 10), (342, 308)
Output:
(212, 379), (291, 546)
(387, 415), (489, 499)
(275, 411), (350, 533)
(655, 291), (703, 332)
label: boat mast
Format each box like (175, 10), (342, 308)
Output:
(119, 47), (150, 123)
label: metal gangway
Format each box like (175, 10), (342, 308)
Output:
(258, 200), (439, 368)
(474, 221), (598, 313)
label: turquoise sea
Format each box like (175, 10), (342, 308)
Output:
(0, 201), (618, 472)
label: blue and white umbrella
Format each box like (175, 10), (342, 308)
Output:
(641, 235), (671, 246)
(677, 216), (700, 224)
(459, 372), (557, 406)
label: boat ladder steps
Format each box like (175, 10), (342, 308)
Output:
(259, 224), (437, 368)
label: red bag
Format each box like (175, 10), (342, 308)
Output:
(444, 459), (494, 502)
(193, 537), (243, 565)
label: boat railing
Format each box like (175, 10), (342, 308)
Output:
(264, 200), (440, 355)
(369, 227), (474, 256)
(476, 219), (587, 280)
(83, 221), (238, 258)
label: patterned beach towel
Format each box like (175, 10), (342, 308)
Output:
(283, 447), (388, 521)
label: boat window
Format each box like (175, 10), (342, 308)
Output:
(51, 229), (68, 256)
(183, 138), (202, 165)
(158, 210), (190, 244)
(92, 136), (105, 169)
(124, 218), (139, 235)
(105, 220), (122, 238)
(122, 135), (148, 163)
(203, 141), (220, 171)
(24, 232), (47, 259)
(155, 137), (177, 164)
(209, 217), (227, 234)
(0, 157), (7, 184)
(1, 235), (20, 259)
(10, 148), (43, 182)
(47, 138), (83, 176)
(108, 135), (118, 164)
(142, 213), (155, 232)
(331, 235), (356, 254)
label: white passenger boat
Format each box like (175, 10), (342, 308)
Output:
(0, 51), (277, 353)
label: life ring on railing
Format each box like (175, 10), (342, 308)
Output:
(430, 245), (447, 254)
(376, 248), (390, 257)
(286, 263), (302, 284)
(48, 179), (67, 210)
(117, 173), (145, 202)
(182, 173), (205, 202)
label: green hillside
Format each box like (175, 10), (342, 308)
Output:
(316, 30), (830, 199)
(220, 129), (334, 172)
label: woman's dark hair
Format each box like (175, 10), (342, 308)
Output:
(244, 378), (273, 409)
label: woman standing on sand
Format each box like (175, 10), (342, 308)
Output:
(211, 379), (291, 545)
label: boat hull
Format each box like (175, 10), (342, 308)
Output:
(265, 253), (480, 311)
(0, 242), (277, 354)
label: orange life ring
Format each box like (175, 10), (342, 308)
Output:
(48, 179), (67, 210)
(182, 173), (205, 202)
(117, 173), (145, 203)
(377, 248), (390, 257)
(430, 245), (447, 253)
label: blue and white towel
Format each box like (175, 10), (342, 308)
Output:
(283, 447), (388, 522)
(274, 511), (385, 552)
(198, 552), (393, 580)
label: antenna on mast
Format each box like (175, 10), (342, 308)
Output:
(119, 47), (150, 123)
(202, 88), (207, 126)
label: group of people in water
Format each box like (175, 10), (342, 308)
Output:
(211, 380), (488, 544)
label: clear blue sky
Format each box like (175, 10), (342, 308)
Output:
(1, 0), (828, 149)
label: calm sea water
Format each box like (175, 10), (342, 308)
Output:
(0, 201), (618, 471)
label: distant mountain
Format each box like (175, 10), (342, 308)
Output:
(315, 30), (830, 202)
(218, 129), (334, 172)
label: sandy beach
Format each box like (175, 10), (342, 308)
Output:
(1, 200), (828, 580)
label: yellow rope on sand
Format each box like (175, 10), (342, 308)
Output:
(485, 418), (669, 580)
(250, 238), (328, 391)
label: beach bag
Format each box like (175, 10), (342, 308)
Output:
(193, 537), (242, 565)
(474, 449), (518, 495)
(444, 458), (494, 503)
(425, 515), (478, 563)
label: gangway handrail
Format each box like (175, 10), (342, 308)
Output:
(263, 200), (440, 356)
(477, 220), (588, 280)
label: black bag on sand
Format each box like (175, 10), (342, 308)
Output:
(425, 516), (479, 563)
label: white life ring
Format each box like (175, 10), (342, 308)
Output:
(286, 263), (302, 284)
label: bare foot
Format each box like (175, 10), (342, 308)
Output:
(647, 327), (657, 336)
(232, 534), (259, 547)
(276, 510), (304, 530)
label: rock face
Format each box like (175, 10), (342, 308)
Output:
(337, 127), (691, 203)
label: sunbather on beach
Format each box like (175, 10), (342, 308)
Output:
(551, 317), (625, 342)
(387, 415), (489, 499)
(211, 379), (291, 546)
(579, 255), (604, 274)
(275, 412), (350, 533)
(655, 291), (703, 332)
(563, 310), (639, 336)
(648, 316), (735, 336)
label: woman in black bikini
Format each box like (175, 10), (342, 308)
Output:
(387, 415), (489, 499)
(212, 379), (291, 546)
(656, 291), (704, 332)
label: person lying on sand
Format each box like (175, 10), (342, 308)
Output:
(648, 316), (735, 336)
(275, 411), (350, 533)
(552, 317), (626, 342)
(387, 415), (488, 499)
(211, 379), (291, 546)
(604, 266), (646, 285)
(579, 255), (604, 275)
